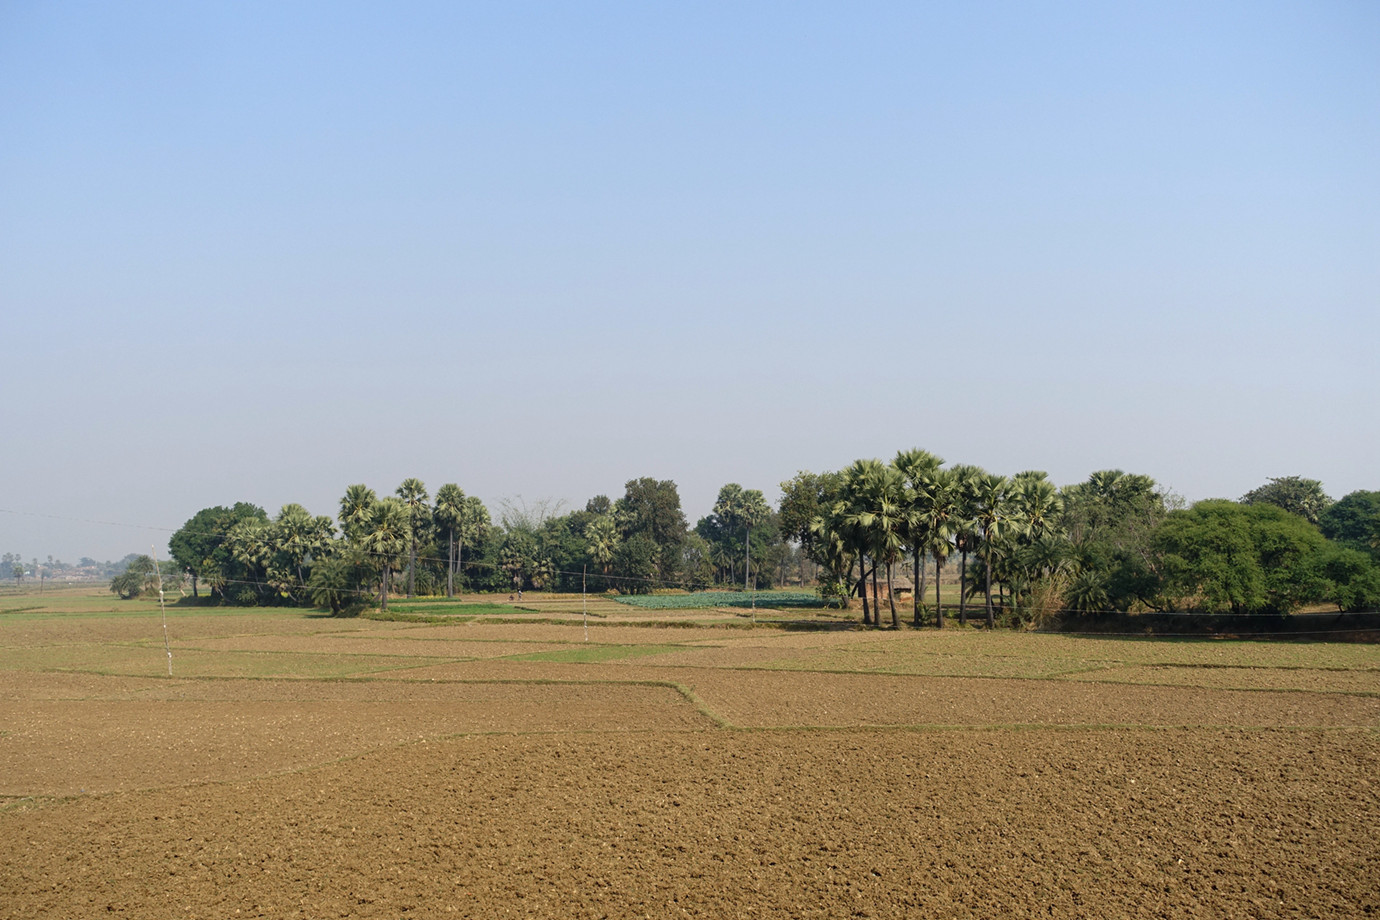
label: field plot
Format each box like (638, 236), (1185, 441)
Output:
(3, 590), (1379, 918)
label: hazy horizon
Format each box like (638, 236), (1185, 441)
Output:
(3, 2), (1376, 563)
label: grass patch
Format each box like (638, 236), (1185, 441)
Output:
(613, 591), (827, 610)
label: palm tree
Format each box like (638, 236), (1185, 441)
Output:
(308, 549), (365, 616)
(585, 516), (621, 577)
(836, 460), (893, 626)
(455, 495), (491, 592)
(923, 467), (960, 629)
(895, 448), (944, 626)
(809, 492), (859, 612)
(713, 484), (771, 592)
(272, 503), (318, 596)
(338, 484), (377, 543)
(395, 478), (430, 597)
(433, 484), (466, 598)
(362, 497), (410, 610)
(844, 460), (906, 628)
(1007, 472), (1065, 613)
(971, 473), (1024, 628)
(947, 464), (984, 626)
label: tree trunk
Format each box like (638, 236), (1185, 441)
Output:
(911, 548), (922, 626)
(447, 530), (455, 598)
(406, 535), (416, 598)
(887, 561), (898, 628)
(858, 556), (871, 625)
(870, 562), (881, 629)
(958, 550), (968, 626)
(935, 555), (944, 629)
(380, 566), (389, 611)
(984, 549), (995, 628)
(191, 574), (199, 599)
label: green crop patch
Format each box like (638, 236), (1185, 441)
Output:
(504, 644), (683, 664)
(613, 591), (827, 610)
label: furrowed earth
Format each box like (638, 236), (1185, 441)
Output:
(2, 591), (1377, 918)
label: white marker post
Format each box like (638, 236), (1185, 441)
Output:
(151, 546), (172, 676)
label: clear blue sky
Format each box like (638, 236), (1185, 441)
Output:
(2, 1), (1377, 562)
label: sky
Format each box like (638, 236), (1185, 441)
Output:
(2, 0), (1377, 563)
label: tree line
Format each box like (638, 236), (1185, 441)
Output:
(140, 461), (1380, 623)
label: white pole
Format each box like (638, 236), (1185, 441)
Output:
(151, 545), (172, 676)
(582, 564), (588, 642)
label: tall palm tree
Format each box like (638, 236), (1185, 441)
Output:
(851, 461), (907, 628)
(456, 495), (491, 592)
(895, 448), (944, 626)
(1007, 472), (1064, 611)
(713, 484), (771, 592)
(362, 497), (410, 610)
(838, 460), (903, 627)
(395, 478), (430, 597)
(433, 484), (466, 598)
(947, 464), (984, 626)
(971, 473), (1024, 628)
(923, 467), (960, 629)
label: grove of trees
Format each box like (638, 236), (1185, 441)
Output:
(154, 459), (1379, 624)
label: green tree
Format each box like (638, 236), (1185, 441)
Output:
(1154, 500), (1329, 615)
(362, 497), (410, 610)
(395, 478), (430, 597)
(1320, 491), (1380, 559)
(1241, 476), (1332, 525)
(947, 464), (984, 625)
(610, 532), (658, 593)
(338, 484), (378, 543)
(1058, 470), (1168, 613)
(894, 448), (944, 626)
(109, 555), (160, 600)
(307, 549), (369, 616)
(712, 483), (772, 592)
(1311, 544), (1380, 612)
(433, 484), (467, 598)
(920, 467), (961, 628)
(168, 503), (270, 602)
(585, 516), (621, 576)
(841, 460), (906, 628)
(614, 478), (688, 583)
(970, 472), (1022, 628)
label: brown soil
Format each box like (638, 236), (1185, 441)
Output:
(3, 614), (1379, 918)
(3, 668), (1378, 918)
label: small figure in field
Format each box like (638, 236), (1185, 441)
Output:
(518, 589), (523, 601)
(508, 594), (514, 602)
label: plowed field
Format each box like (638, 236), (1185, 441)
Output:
(3, 595), (1378, 918)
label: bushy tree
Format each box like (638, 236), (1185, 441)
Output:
(1241, 476), (1332, 525)
(169, 503), (270, 601)
(110, 555), (160, 600)
(1057, 471), (1168, 613)
(1154, 500), (1329, 615)
(1320, 491), (1380, 559)
(1311, 545), (1380, 612)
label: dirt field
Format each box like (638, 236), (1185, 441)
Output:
(3, 593), (1378, 918)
